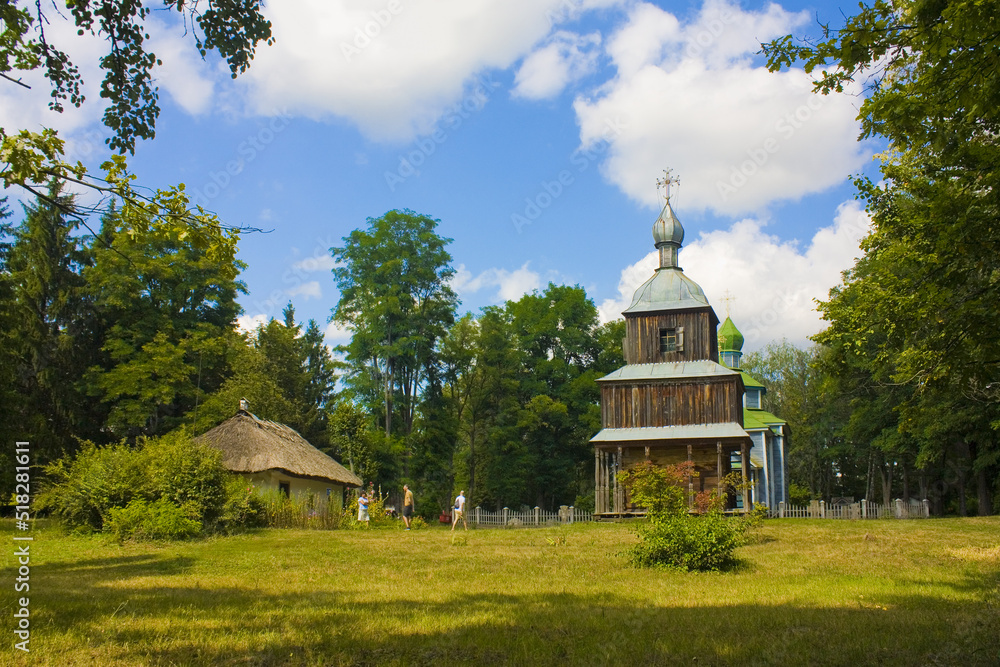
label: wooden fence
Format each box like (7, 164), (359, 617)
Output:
(770, 499), (930, 519)
(469, 506), (595, 527)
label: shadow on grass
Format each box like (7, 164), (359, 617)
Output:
(21, 555), (1000, 667)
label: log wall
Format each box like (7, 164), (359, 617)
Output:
(600, 377), (743, 428)
(624, 308), (719, 364)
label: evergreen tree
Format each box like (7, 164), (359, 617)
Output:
(4, 181), (102, 463)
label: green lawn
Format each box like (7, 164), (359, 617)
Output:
(3, 518), (998, 666)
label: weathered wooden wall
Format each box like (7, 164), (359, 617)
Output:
(624, 308), (719, 364)
(601, 377), (743, 428)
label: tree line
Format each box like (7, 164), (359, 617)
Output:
(4, 185), (994, 518)
(0, 195), (626, 516)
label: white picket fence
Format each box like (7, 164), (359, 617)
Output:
(770, 499), (930, 519)
(469, 506), (595, 527)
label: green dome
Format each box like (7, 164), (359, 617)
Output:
(718, 317), (744, 352)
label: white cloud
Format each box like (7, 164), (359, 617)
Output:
(324, 321), (353, 346)
(513, 31), (602, 100)
(575, 0), (869, 216)
(598, 200), (871, 349)
(292, 254), (339, 272)
(242, 0), (624, 141)
(452, 263), (542, 303)
(605, 2), (680, 77)
(236, 313), (269, 334)
(146, 18), (216, 115)
(286, 281), (322, 299)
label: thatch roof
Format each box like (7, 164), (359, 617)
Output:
(196, 410), (362, 487)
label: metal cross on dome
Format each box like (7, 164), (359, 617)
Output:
(656, 169), (680, 201)
(720, 289), (735, 316)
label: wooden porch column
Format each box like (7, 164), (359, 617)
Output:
(602, 450), (609, 514)
(594, 449), (601, 514)
(687, 444), (694, 508)
(717, 441), (724, 499)
(740, 441), (749, 514)
(615, 446), (623, 514)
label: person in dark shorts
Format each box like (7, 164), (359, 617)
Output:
(402, 484), (415, 530)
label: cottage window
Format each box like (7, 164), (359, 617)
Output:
(279, 481), (290, 498)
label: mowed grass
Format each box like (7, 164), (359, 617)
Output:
(2, 517), (999, 666)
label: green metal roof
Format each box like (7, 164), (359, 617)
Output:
(718, 316), (744, 352)
(743, 408), (786, 430)
(591, 423), (752, 443)
(598, 360), (740, 382)
(623, 267), (712, 314)
(743, 409), (768, 430)
(740, 371), (765, 389)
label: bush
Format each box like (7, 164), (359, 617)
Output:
(35, 441), (153, 532)
(105, 498), (202, 542)
(630, 513), (744, 571)
(789, 483), (812, 507)
(218, 477), (267, 532)
(617, 461), (760, 572)
(574, 493), (595, 514)
(145, 430), (228, 524)
(36, 431), (233, 537)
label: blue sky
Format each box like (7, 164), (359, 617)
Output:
(4, 0), (882, 351)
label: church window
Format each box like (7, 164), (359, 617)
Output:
(660, 328), (677, 353)
(659, 326), (685, 354)
(746, 389), (761, 409)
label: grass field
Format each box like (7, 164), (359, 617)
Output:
(3, 517), (999, 666)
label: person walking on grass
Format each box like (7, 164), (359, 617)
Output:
(358, 492), (370, 527)
(451, 490), (467, 531)
(402, 484), (415, 530)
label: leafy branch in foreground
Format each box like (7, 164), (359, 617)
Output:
(1, 0), (273, 218)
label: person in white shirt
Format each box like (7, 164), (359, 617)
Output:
(451, 490), (467, 531)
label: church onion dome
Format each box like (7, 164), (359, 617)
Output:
(623, 196), (711, 314)
(652, 198), (684, 248)
(718, 316), (744, 352)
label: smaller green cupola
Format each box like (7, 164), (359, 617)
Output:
(718, 316), (744, 353)
(718, 317), (744, 370)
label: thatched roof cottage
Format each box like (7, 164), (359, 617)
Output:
(196, 403), (362, 510)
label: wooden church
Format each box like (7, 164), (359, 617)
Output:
(592, 190), (752, 516)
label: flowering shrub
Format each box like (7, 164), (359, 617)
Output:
(617, 461), (761, 571)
